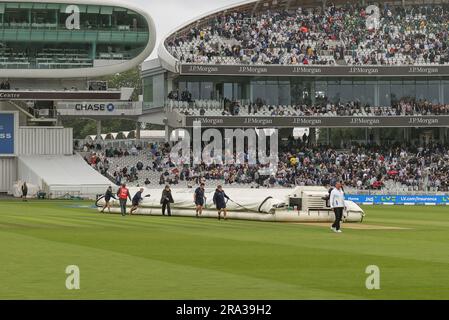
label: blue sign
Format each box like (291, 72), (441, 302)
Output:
(346, 194), (449, 205)
(106, 103), (115, 112)
(0, 113), (15, 155)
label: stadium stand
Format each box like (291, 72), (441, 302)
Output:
(84, 141), (449, 193)
(166, 3), (449, 66)
(167, 97), (449, 117)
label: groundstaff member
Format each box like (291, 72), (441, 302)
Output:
(21, 182), (28, 201)
(161, 185), (174, 216)
(100, 186), (117, 213)
(213, 185), (230, 221)
(117, 183), (132, 216)
(194, 183), (206, 217)
(330, 182), (345, 233)
(130, 188), (145, 215)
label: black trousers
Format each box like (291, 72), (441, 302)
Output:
(162, 202), (171, 216)
(119, 199), (127, 216)
(332, 207), (344, 230)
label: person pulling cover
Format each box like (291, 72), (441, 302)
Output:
(194, 183), (206, 217)
(117, 184), (132, 216)
(130, 188), (145, 215)
(161, 185), (174, 216)
(21, 182), (28, 201)
(100, 186), (117, 213)
(213, 185), (230, 221)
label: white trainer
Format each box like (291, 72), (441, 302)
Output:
(336, 230), (343, 233)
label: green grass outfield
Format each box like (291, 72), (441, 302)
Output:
(0, 200), (448, 300)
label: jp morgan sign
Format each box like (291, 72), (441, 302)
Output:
(183, 116), (449, 128)
(186, 65), (220, 74)
(180, 64), (449, 77)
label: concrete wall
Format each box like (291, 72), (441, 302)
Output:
(0, 157), (17, 194)
(18, 127), (73, 156)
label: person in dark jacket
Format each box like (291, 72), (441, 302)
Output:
(213, 185), (230, 220)
(21, 182), (28, 201)
(160, 185), (174, 216)
(194, 183), (207, 217)
(101, 186), (117, 213)
(130, 188), (145, 215)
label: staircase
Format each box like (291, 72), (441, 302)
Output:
(8, 100), (58, 124)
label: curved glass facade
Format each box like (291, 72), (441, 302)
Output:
(0, 2), (149, 69)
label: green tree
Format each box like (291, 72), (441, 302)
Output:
(100, 67), (142, 101)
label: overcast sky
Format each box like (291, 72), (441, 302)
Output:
(131, 0), (244, 59)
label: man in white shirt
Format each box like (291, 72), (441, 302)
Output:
(330, 182), (346, 233)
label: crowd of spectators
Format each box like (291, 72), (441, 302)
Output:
(84, 140), (449, 192)
(173, 97), (449, 117)
(82, 144), (146, 185)
(167, 90), (193, 103)
(0, 80), (11, 89)
(166, 3), (449, 66)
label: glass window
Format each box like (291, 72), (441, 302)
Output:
(19, 3), (33, 9)
(178, 81), (186, 92)
(233, 83), (242, 100)
(353, 81), (375, 106)
(187, 82), (200, 100)
(87, 6), (100, 14)
(143, 77), (153, 103)
(100, 7), (113, 15)
(314, 81), (327, 103)
(6, 3), (19, 9)
(46, 4), (60, 10)
(415, 80), (427, 101)
(403, 80), (416, 100)
(60, 4), (87, 13)
(251, 81), (266, 104)
(390, 81), (403, 104)
(223, 83), (233, 100)
(379, 82), (391, 106)
(443, 81), (449, 104)
(200, 82), (214, 100)
(327, 82), (341, 103)
(33, 4), (46, 9)
(341, 83), (354, 103)
(278, 81), (291, 105)
(427, 81), (440, 104)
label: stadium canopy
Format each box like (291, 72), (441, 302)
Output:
(17, 154), (112, 199)
(85, 130), (166, 142)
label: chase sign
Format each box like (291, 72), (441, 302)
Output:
(56, 101), (142, 116)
